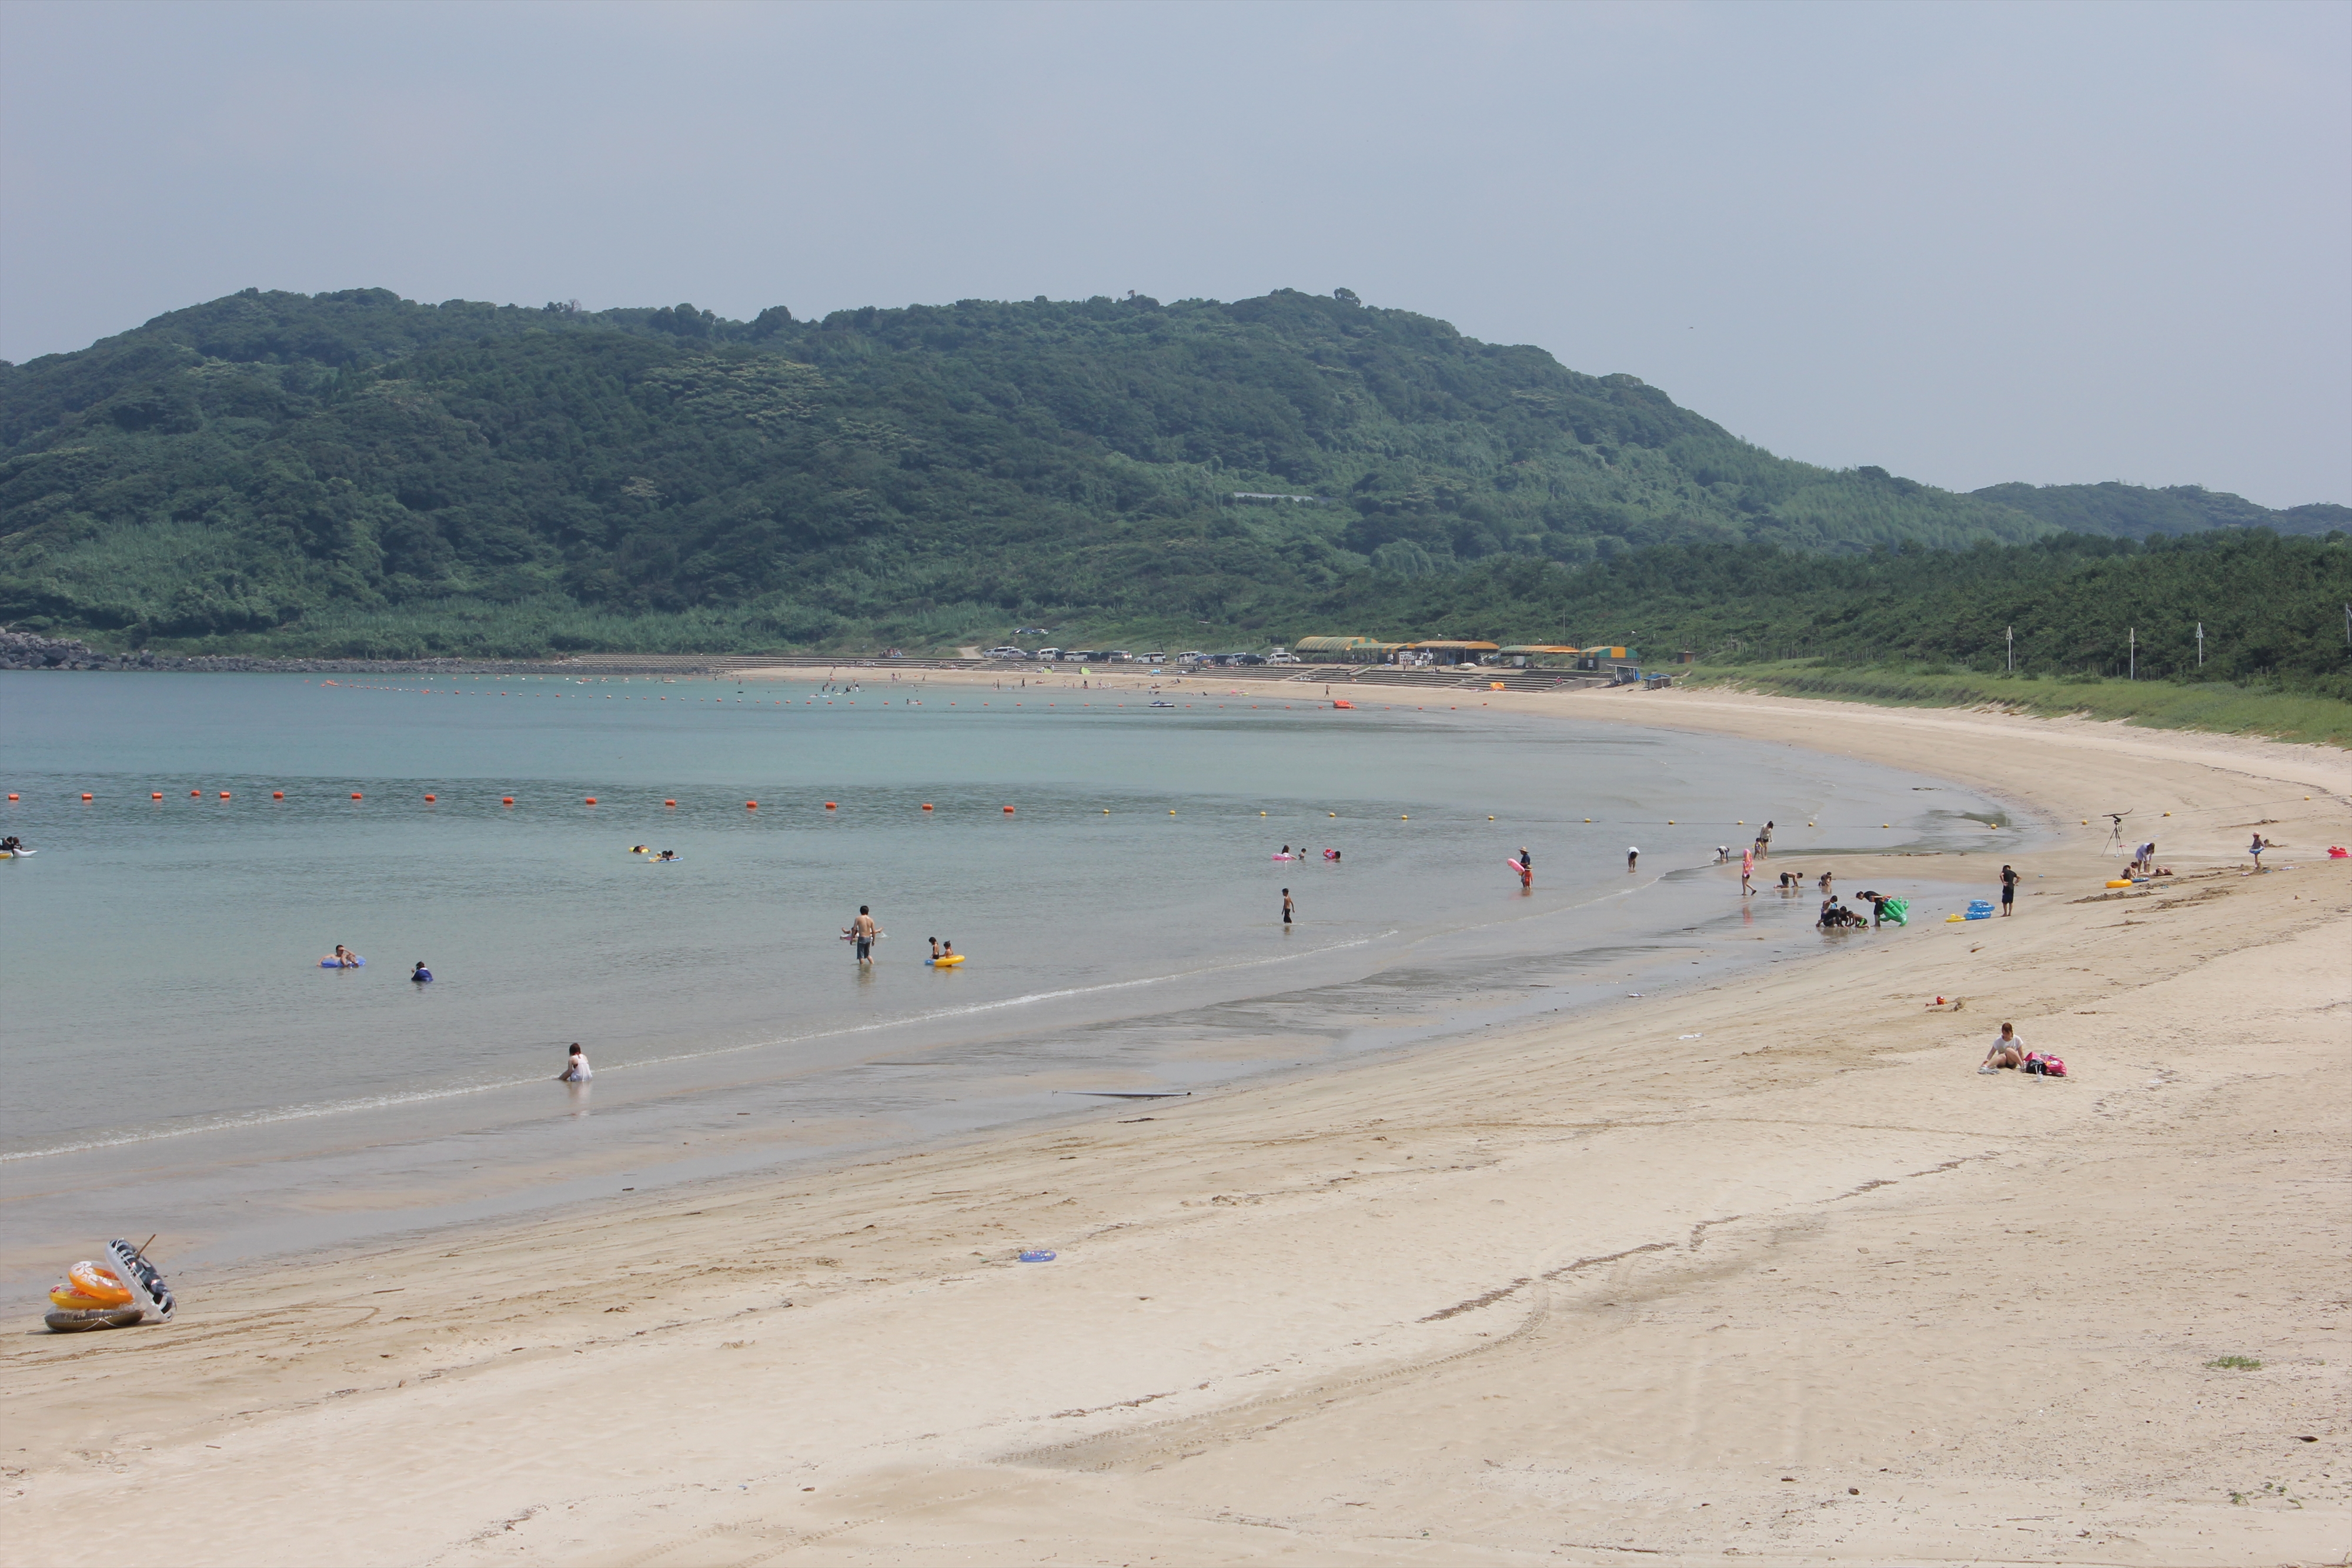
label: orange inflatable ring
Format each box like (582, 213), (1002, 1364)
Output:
(66, 1261), (136, 1306)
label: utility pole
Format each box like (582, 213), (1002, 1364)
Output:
(2196, 621), (2204, 668)
(2006, 626), (2013, 673)
(2129, 627), (2136, 681)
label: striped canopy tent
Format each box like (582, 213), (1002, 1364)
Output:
(1405, 639), (1500, 666)
(1496, 645), (1583, 656)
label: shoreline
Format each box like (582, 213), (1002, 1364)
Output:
(6, 690), (2348, 1564)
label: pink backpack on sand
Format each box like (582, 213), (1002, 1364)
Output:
(2023, 1053), (2067, 1078)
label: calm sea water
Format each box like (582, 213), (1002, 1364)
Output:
(0, 671), (2013, 1282)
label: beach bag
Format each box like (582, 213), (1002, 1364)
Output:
(2024, 1054), (2066, 1078)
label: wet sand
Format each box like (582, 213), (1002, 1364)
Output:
(5, 685), (2347, 1566)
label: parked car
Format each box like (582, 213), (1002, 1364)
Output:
(1106, 650), (1134, 662)
(984, 646), (1029, 659)
(1235, 653), (1266, 666)
(1267, 652), (1300, 664)
(1140, 651), (1168, 664)
(1175, 650), (1206, 663)
(1015, 626), (1049, 636)
(1034, 647), (1064, 661)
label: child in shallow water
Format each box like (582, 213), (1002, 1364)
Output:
(557, 1043), (592, 1082)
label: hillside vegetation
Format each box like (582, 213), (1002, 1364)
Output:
(1287, 529), (2350, 698)
(1, 287), (2342, 674)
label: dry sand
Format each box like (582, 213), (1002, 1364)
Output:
(6, 685), (2348, 1566)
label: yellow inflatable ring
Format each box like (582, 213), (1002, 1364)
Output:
(50, 1284), (116, 1309)
(66, 1261), (135, 1306)
(2104, 879), (2133, 888)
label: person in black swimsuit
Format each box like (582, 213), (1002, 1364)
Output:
(1281, 888), (1294, 926)
(2000, 864), (2019, 915)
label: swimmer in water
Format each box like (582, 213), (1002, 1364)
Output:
(410, 961), (433, 983)
(656, 848), (677, 861)
(557, 1043), (591, 1082)
(927, 936), (941, 961)
(331, 944), (357, 968)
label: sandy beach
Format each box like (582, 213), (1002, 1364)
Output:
(6, 682), (2347, 1566)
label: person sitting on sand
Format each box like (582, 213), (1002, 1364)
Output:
(1979, 1023), (2027, 1072)
(557, 1043), (592, 1082)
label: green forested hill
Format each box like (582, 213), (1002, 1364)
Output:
(0, 286), (2337, 658)
(1971, 480), (2349, 540)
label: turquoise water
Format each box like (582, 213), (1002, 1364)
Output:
(0, 671), (2012, 1282)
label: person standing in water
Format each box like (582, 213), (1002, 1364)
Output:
(1756, 820), (1775, 857)
(849, 905), (877, 966)
(1281, 888), (1294, 927)
(1626, 845), (1640, 872)
(1740, 845), (1756, 897)
(410, 961), (433, 983)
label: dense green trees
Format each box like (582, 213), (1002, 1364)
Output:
(0, 286), (2340, 663)
(1292, 530), (2352, 697)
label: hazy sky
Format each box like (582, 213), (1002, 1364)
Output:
(4, 1), (2345, 506)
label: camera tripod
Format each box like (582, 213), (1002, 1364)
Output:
(2102, 813), (2132, 857)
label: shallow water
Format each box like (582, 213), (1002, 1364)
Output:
(0, 671), (2012, 1283)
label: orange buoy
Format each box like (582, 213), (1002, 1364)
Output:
(746, 801), (757, 810)
(921, 803), (933, 811)
(424, 794), (436, 803)
(502, 797), (514, 805)
(824, 802), (837, 810)
(273, 791), (284, 799)
(191, 790), (201, 797)
(585, 797), (597, 805)
(664, 799), (676, 807)
(219, 791), (231, 799)
(6, 793), (16, 800)
(152, 792), (163, 800)
(81, 793), (92, 801)
(352, 793), (363, 800)
(1003, 805), (1015, 814)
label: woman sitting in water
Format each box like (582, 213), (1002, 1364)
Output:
(557, 1043), (592, 1082)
